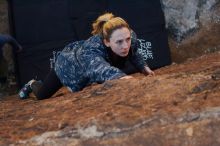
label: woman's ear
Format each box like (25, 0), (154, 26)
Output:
(104, 39), (110, 47)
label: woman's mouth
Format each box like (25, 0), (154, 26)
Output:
(121, 51), (129, 56)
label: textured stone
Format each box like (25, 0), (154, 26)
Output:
(0, 0), (16, 94)
(0, 52), (220, 146)
(161, 0), (220, 62)
(161, 0), (219, 41)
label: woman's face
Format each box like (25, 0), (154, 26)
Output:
(104, 27), (131, 57)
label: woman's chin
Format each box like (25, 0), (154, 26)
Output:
(119, 52), (129, 57)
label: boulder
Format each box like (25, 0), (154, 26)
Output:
(1, 52), (220, 146)
(161, 0), (220, 62)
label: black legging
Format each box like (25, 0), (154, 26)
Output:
(31, 60), (138, 100)
(31, 69), (62, 100)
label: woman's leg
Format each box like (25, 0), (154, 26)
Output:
(31, 69), (62, 100)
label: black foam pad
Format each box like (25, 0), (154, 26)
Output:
(8, 0), (171, 87)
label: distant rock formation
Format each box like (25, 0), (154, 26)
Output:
(162, 0), (219, 41)
(161, 0), (220, 62)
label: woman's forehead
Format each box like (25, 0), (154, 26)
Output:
(110, 27), (131, 41)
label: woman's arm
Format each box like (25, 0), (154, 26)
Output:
(78, 44), (126, 83)
(129, 31), (155, 76)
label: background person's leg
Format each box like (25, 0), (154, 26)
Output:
(31, 69), (62, 100)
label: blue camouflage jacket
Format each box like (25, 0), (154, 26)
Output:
(54, 33), (147, 91)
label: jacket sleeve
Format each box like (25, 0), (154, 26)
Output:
(78, 43), (126, 83)
(129, 31), (148, 71)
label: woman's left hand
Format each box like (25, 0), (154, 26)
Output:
(142, 66), (155, 76)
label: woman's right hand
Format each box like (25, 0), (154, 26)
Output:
(120, 75), (133, 79)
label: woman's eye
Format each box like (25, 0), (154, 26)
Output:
(126, 38), (131, 42)
(117, 40), (123, 44)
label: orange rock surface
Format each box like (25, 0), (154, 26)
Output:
(1, 52), (220, 146)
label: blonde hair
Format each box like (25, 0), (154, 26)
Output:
(92, 13), (130, 40)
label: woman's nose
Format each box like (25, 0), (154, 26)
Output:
(122, 41), (129, 49)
